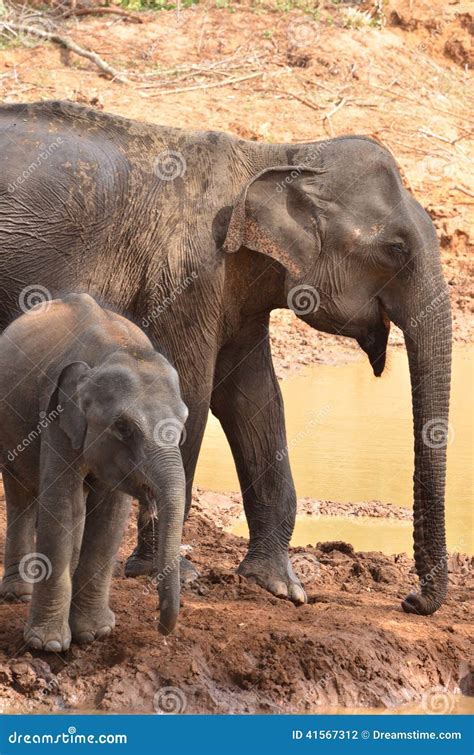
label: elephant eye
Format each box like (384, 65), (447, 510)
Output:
(114, 418), (134, 440)
(390, 242), (408, 255)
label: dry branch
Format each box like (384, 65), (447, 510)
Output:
(60, 7), (145, 24)
(452, 184), (474, 199)
(140, 71), (264, 97)
(1, 21), (130, 83)
(268, 89), (323, 112)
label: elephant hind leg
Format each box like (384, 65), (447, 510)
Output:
(0, 470), (37, 603)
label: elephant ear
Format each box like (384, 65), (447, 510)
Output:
(222, 165), (324, 278)
(43, 362), (91, 451)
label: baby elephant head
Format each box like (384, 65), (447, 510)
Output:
(48, 351), (188, 635)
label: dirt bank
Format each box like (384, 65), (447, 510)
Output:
(0, 497), (472, 714)
(0, 0), (472, 376)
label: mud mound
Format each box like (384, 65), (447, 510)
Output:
(0, 507), (472, 714)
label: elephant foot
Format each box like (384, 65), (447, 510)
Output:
(69, 605), (115, 645)
(124, 546), (153, 578)
(125, 550), (199, 586)
(237, 554), (307, 604)
(24, 619), (71, 652)
(401, 591), (441, 616)
(0, 575), (33, 603)
(180, 556), (199, 585)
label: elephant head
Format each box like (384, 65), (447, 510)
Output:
(49, 351), (188, 634)
(223, 137), (452, 615)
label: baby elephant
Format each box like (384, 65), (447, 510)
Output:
(0, 293), (188, 651)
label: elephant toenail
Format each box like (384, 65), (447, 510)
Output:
(44, 640), (62, 652)
(76, 632), (95, 645)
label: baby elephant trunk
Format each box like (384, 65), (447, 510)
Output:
(146, 446), (186, 635)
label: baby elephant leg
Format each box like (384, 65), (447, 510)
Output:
(69, 486), (131, 645)
(25, 446), (85, 652)
(0, 471), (37, 603)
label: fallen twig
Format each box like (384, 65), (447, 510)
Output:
(1, 21), (130, 83)
(59, 7), (145, 23)
(261, 88), (323, 112)
(323, 97), (348, 119)
(140, 71), (264, 97)
(452, 184), (474, 199)
(419, 127), (456, 145)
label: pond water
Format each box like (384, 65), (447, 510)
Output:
(195, 346), (473, 556)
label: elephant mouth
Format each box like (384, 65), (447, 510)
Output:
(357, 303), (391, 377)
(140, 484), (158, 515)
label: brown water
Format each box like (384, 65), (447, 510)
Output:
(304, 697), (474, 715)
(195, 346), (473, 555)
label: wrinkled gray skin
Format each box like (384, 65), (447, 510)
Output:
(0, 101), (451, 616)
(0, 293), (188, 650)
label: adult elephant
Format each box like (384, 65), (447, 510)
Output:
(0, 101), (451, 615)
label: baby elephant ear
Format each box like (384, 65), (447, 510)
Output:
(55, 362), (90, 451)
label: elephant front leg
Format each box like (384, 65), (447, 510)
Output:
(211, 320), (305, 604)
(24, 439), (85, 652)
(0, 470), (37, 603)
(69, 486), (131, 644)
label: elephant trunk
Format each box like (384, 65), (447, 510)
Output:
(146, 446), (186, 634)
(399, 272), (452, 615)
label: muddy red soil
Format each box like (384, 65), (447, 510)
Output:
(0, 495), (472, 714)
